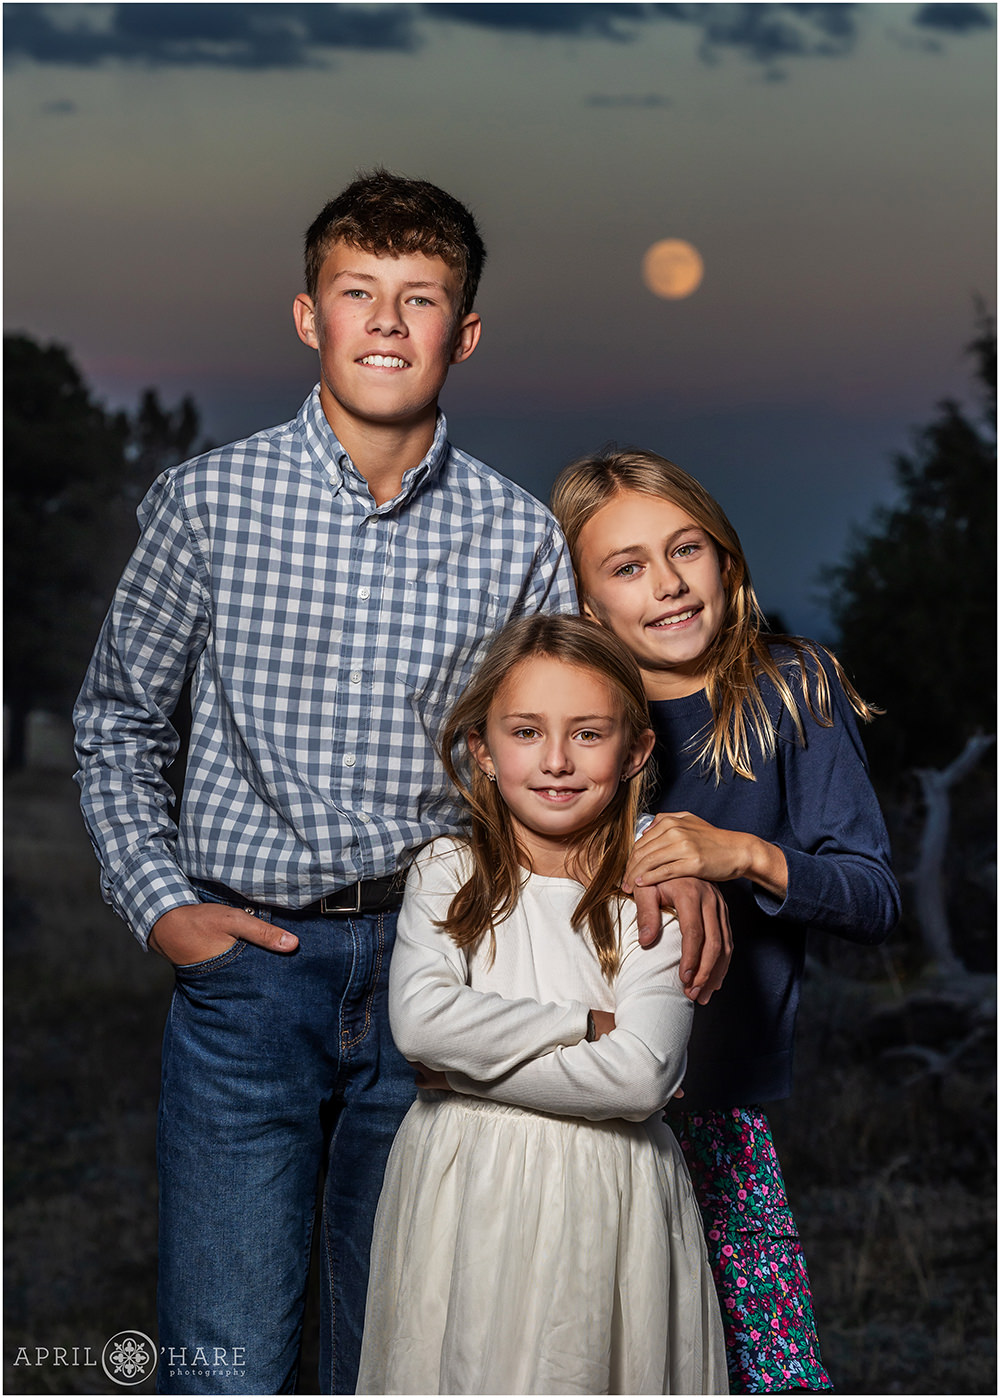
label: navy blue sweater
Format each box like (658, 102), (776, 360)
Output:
(651, 649), (900, 1109)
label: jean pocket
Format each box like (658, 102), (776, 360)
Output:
(171, 885), (256, 975)
(173, 938), (250, 976)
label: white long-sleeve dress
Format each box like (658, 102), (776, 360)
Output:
(356, 839), (726, 1396)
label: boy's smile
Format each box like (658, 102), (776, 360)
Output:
(293, 242), (481, 451)
(574, 490), (731, 701)
(357, 354), (409, 369)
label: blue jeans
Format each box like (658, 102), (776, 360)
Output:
(156, 890), (414, 1395)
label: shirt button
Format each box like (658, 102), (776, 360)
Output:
(344, 755), (356, 767)
(350, 671), (361, 684)
(358, 812), (370, 824)
(359, 586), (371, 600)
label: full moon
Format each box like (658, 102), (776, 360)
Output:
(641, 239), (704, 299)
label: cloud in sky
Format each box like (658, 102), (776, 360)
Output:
(2, 3), (418, 70)
(436, 4), (858, 71)
(4, 2), (990, 73)
(913, 3), (994, 33)
(584, 93), (672, 108)
(40, 98), (78, 116)
(432, 3), (649, 41)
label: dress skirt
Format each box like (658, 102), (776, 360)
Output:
(356, 1092), (727, 1395)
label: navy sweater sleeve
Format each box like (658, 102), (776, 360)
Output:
(651, 646), (900, 1107)
(756, 654), (901, 944)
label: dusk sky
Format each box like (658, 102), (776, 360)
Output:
(5, 2), (996, 635)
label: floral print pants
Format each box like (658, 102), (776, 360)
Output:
(669, 1106), (833, 1394)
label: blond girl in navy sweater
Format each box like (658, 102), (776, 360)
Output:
(552, 449), (899, 1393)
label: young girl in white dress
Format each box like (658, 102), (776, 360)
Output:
(356, 614), (727, 1396)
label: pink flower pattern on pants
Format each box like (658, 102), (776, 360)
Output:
(670, 1106), (833, 1394)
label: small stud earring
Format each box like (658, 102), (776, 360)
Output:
(485, 770), (496, 783)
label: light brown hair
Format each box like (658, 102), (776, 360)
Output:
(439, 614), (654, 981)
(551, 448), (879, 782)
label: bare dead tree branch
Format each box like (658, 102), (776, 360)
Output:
(913, 732), (996, 976)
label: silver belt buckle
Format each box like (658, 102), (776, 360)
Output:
(320, 883), (362, 915)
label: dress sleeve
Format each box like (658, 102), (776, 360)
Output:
(389, 844), (591, 1076)
(757, 654), (901, 944)
(73, 471), (209, 945)
(446, 915), (694, 1122)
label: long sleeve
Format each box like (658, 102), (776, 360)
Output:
(73, 394), (582, 950)
(74, 471), (208, 944)
(756, 657), (901, 944)
(516, 522), (578, 618)
(446, 927), (693, 1122)
(389, 842), (591, 1075)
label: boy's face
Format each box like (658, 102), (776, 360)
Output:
(293, 241), (480, 437)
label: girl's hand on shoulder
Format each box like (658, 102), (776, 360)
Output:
(624, 811), (762, 888)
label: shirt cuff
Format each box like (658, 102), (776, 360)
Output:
(752, 843), (810, 921)
(110, 848), (202, 948)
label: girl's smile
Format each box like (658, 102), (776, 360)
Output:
(574, 491), (731, 700)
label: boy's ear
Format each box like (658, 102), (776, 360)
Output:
(450, 312), (482, 366)
(293, 293), (319, 350)
(580, 597), (603, 627)
(625, 728), (656, 779)
(467, 728), (493, 778)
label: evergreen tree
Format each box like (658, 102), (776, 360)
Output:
(128, 387), (205, 501)
(827, 313), (997, 782)
(4, 335), (129, 768)
(4, 334), (208, 769)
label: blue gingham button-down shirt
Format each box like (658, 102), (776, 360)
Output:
(74, 387), (577, 946)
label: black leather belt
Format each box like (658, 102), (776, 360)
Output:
(196, 873), (406, 918)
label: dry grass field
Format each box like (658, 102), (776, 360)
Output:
(4, 717), (995, 1395)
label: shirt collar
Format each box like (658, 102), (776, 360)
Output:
(299, 386), (450, 508)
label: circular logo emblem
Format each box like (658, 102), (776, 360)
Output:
(102, 1331), (157, 1387)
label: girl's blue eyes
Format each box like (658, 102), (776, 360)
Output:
(613, 543), (700, 576)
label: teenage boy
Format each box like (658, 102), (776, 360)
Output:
(75, 169), (577, 1394)
(75, 169), (727, 1395)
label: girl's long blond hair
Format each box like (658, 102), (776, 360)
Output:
(439, 614), (654, 981)
(551, 449), (879, 782)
